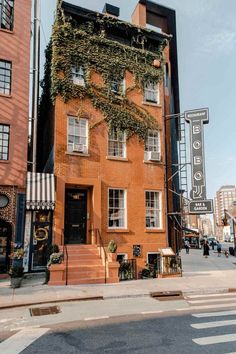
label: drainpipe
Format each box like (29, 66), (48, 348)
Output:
(31, 0), (41, 172)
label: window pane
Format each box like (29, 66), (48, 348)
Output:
(108, 189), (126, 228)
(108, 127), (126, 157)
(67, 117), (88, 152)
(0, 124), (10, 160)
(145, 191), (161, 228)
(0, 60), (11, 95)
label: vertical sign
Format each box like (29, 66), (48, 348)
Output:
(185, 108), (213, 214)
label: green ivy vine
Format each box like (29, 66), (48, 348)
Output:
(45, 1), (168, 140)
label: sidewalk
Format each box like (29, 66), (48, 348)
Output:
(1, 248), (236, 309)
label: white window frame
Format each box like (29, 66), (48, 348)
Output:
(147, 252), (160, 265)
(108, 188), (127, 229)
(108, 127), (126, 158)
(145, 190), (162, 229)
(72, 65), (85, 86)
(144, 81), (160, 104)
(0, 124), (10, 160)
(144, 130), (161, 160)
(111, 78), (125, 95)
(67, 116), (88, 153)
(116, 253), (128, 262)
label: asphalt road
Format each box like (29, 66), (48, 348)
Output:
(1, 292), (236, 354)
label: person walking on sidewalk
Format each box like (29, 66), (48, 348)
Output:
(217, 241), (222, 256)
(203, 240), (210, 258)
(184, 240), (190, 254)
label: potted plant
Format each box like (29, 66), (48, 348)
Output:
(107, 240), (117, 261)
(9, 245), (24, 267)
(9, 265), (24, 288)
(45, 245), (64, 284)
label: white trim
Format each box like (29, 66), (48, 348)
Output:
(108, 188), (127, 229)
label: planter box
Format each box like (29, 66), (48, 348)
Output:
(48, 263), (66, 286)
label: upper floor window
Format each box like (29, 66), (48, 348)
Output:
(144, 130), (161, 162)
(67, 117), (88, 154)
(72, 65), (85, 86)
(145, 190), (161, 229)
(110, 78), (125, 95)
(108, 189), (126, 228)
(0, 124), (10, 160)
(144, 81), (160, 104)
(108, 127), (126, 158)
(0, 0), (14, 31)
(0, 60), (11, 95)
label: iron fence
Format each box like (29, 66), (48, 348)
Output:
(119, 259), (137, 281)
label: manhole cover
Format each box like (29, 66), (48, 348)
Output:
(150, 291), (183, 301)
(30, 305), (61, 316)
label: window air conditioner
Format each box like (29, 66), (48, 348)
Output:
(147, 151), (161, 161)
(72, 143), (84, 153)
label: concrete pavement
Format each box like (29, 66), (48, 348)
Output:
(1, 248), (236, 309)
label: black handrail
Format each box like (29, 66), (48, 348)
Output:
(94, 228), (107, 284)
(61, 229), (68, 286)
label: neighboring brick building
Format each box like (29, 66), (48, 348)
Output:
(37, 0), (181, 284)
(0, 0), (31, 273)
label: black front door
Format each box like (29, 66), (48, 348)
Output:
(0, 219), (11, 273)
(64, 189), (87, 244)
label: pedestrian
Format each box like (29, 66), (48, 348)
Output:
(203, 240), (210, 258)
(216, 241), (222, 257)
(184, 240), (190, 254)
(211, 240), (215, 250)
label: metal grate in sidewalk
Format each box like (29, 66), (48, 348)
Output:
(150, 291), (183, 301)
(29, 305), (61, 316)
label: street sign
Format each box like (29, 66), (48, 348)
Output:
(185, 108), (209, 200)
(188, 199), (213, 214)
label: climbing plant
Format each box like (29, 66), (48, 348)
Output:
(46, 2), (168, 140)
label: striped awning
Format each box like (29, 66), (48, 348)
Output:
(26, 172), (55, 210)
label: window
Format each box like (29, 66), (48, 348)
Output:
(0, 60), (11, 95)
(144, 130), (161, 161)
(108, 127), (126, 158)
(67, 117), (88, 153)
(0, 0), (14, 31)
(0, 124), (10, 160)
(145, 191), (161, 229)
(108, 189), (126, 228)
(72, 65), (85, 86)
(111, 78), (125, 95)
(144, 81), (159, 104)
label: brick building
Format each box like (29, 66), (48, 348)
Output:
(0, 0), (31, 273)
(37, 0), (181, 284)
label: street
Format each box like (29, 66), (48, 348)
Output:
(1, 246), (236, 353)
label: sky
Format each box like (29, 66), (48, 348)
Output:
(40, 0), (236, 201)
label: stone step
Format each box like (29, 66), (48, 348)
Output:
(67, 277), (105, 285)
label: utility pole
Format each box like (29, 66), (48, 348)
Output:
(31, 0), (41, 172)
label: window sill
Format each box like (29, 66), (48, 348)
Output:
(106, 156), (128, 162)
(0, 28), (14, 35)
(65, 151), (90, 157)
(145, 229), (163, 233)
(0, 93), (12, 99)
(0, 160), (10, 164)
(142, 101), (161, 107)
(107, 229), (130, 233)
(143, 160), (163, 165)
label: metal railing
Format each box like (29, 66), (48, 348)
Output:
(119, 259), (137, 281)
(94, 228), (107, 283)
(157, 255), (182, 276)
(61, 229), (68, 286)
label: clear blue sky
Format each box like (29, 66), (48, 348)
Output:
(40, 0), (236, 201)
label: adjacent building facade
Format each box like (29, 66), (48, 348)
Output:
(36, 0), (181, 284)
(0, 0), (31, 273)
(214, 185), (236, 239)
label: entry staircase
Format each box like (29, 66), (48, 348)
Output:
(63, 245), (106, 285)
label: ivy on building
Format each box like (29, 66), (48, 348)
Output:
(44, 1), (168, 140)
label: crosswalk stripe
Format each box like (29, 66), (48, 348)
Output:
(188, 297), (236, 304)
(0, 327), (49, 354)
(177, 302), (236, 311)
(193, 310), (236, 318)
(191, 319), (236, 329)
(192, 333), (236, 345)
(186, 292), (236, 299)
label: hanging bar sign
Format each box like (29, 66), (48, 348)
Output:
(185, 108), (213, 214)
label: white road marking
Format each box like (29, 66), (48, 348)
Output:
(177, 302), (236, 311)
(186, 293), (236, 299)
(141, 311), (163, 315)
(188, 297), (236, 304)
(0, 327), (49, 354)
(192, 333), (236, 345)
(191, 319), (236, 329)
(193, 310), (236, 318)
(84, 316), (109, 321)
